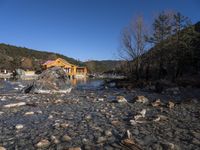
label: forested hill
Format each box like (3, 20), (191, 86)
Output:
(132, 21), (200, 82)
(0, 43), (84, 70)
(84, 60), (123, 73)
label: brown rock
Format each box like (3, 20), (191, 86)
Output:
(68, 147), (81, 150)
(152, 99), (161, 107)
(36, 139), (50, 148)
(168, 101), (175, 109)
(134, 96), (149, 103)
(0, 146), (6, 150)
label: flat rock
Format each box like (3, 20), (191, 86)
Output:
(36, 139), (50, 148)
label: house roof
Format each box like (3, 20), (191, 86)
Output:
(42, 60), (55, 65)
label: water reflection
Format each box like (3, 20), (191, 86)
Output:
(0, 77), (105, 93)
(72, 78), (105, 90)
(70, 78), (87, 86)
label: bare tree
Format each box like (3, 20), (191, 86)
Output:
(120, 16), (147, 80)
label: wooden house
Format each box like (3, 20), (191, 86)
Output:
(42, 58), (87, 78)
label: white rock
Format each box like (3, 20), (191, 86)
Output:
(130, 119), (137, 125)
(48, 115), (53, 119)
(98, 98), (104, 101)
(24, 111), (34, 115)
(1, 96), (6, 101)
(4, 102), (26, 108)
(15, 124), (24, 130)
(51, 135), (60, 144)
(139, 109), (146, 118)
(0, 112), (4, 115)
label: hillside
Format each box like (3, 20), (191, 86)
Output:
(0, 43), (84, 70)
(130, 21), (200, 85)
(84, 60), (124, 73)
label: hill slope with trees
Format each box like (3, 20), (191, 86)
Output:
(0, 44), (84, 71)
(119, 11), (200, 86)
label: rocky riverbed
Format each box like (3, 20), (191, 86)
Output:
(0, 83), (200, 150)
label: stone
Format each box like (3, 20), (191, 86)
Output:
(97, 136), (107, 144)
(192, 131), (200, 139)
(121, 138), (142, 150)
(22, 67), (72, 94)
(4, 102), (26, 108)
(0, 111), (4, 115)
(51, 135), (60, 144)
(15, 124), (24, 130)
(98, 98), (104, 101)
(105, 130), (112, 137)
(60, 123), (69, 128)
(116, 96), (127, 103)
(48, 115), (53, 119)
(143, 135), (156, 145)
(0, 146), (6, 150)
(54, 99), (64, 104)
(192, 138), (200, 145)
(68, 147), (81, 150)
(36, 139), (50, 148)
(152, 99), (161, 107)
(62, 135), (72, 142)
(168, 101), (175, 109)
(24, 111), (34, 115)
(85, 114), (92, 121)
(133, 129), (140, 135)
(153, 115), (168, 122)
(111, 120), (122, 126)
(134, 96), (149, 103)
(139, 109), (146, 118)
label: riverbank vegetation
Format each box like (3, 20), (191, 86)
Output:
(119, 11), (200, 87)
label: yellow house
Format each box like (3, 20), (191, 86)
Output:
(42, 58), (87, 78)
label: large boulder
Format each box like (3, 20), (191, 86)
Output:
(23, 67), (72, 93)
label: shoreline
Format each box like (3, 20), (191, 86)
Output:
(0, 87), (200, 149)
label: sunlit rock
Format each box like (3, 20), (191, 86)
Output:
(4, 102), (26, 108)
(36, 139), (50, 148)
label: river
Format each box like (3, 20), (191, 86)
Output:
(0, 78), (106, 94)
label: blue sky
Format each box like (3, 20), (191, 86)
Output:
(0, 0), (199, 61)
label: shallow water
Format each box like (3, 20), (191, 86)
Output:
(0, 78), (105, 93)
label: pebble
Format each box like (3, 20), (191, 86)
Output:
(97, 136), (107, 143)
(168, 101), (175, 109)
(48, 115), (53, 119)
(0, 146), (6, 150)
(4, 102), (26, 108)
(62, 134), (72, 142)
(36, 139), (50, 148)
(85, 114), (92, 121)
(51, 135), (60, 144)
(135, 96), (149, 103)
(24, 111), (34, 115)
(105, 130), (112, 137)
(15, 124), (24, 130)
(68, 147), (81, 150)
(116, 96), (127, 103)
(98, 98), (104, 101)
(60, 123), (69, 128)
(152, 99), (161, 107)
